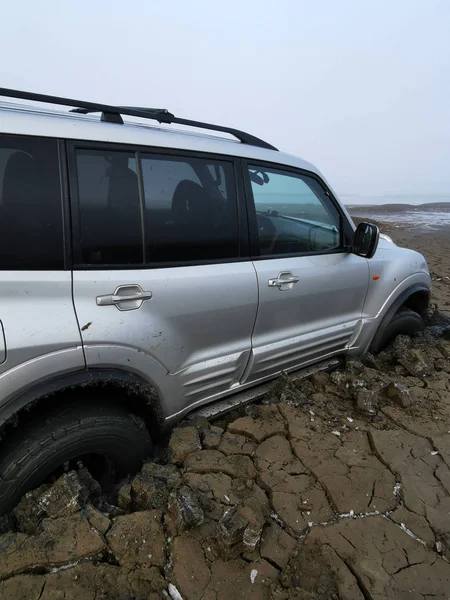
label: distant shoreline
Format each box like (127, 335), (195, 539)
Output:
(347, 202), (450, 213)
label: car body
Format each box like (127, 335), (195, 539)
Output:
(0, 89), (431, 513)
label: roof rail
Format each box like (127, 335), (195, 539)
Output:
(0, 88), (278, 151)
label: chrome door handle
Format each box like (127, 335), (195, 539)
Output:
(96, 285), (153, 311)
(268, 272), (299, 290)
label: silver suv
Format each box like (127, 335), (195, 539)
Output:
(0, 88), (431, 514)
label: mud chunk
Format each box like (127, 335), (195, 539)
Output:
(384, 381), (417, 408)
(106, 510), (165, 568)
(117, 483), (132, 512)
(202, 425), (224, 449)
(392, 334), (413, 355)
(0, 515), (105, 580)
(218, 432), (257, 456)
(354, 389), (378, 416)
(131, 474), (170, 511)
(309, 371), (331, 387)
(169, 426), (201, 466)
(278, 540), (343, 600)
(217, 499), (267, 556)
(83, 504), (111, 535)
(166, 485), (204, 534)
(1, 563), (167, 600)
(330, 370), (348, 386)
(14, 469), (101, 534)
(399, 348), (434, 378)
(260, 522), (296, 570)
(228, 405), (285, 442)
(184, 450), (256, 479)
(128, 462), (182, 511)
(172, 535), (211, 600)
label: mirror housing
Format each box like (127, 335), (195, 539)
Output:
(353, 222), (379, 259)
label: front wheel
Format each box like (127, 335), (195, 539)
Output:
(370, 307), (425, 353)
(0, 401), (153, 516)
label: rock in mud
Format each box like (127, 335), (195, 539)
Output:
(399, 348), (434, 378)
(13, 469), (101, 534)
(384, 381), (417, 408)
(354, 389), (378, 416)
(217, 499), (267, 556)
(169, 426), (201, 466)
(166, 485), (204, 534)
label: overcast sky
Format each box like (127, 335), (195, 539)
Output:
(1, 0), (449, 199)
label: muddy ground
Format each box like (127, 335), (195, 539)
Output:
(1, 221), (450, 600)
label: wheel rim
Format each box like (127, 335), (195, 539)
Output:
(48, 452), (115, 486)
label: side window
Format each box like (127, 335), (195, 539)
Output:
(141, 154), (239, 262)
(247, 165), (341, 256)
(75, 149), (143, 265)
(0, 134), (63, 270)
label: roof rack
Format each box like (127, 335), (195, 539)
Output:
(0, 88), (278, 151)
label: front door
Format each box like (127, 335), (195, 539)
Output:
(69, 144), (257, 419)
(242, 162), (369, 384)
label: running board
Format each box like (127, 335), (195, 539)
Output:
(186, 358), (342, 422)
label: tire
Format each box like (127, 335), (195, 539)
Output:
(370, 307), (425, 353)
(0, 401), (152, 516)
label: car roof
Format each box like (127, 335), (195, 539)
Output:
(0, 99), (320, 175)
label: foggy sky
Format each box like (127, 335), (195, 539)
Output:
(1, 0), (449, 198)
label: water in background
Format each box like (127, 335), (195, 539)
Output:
(344, 195), (450, 230)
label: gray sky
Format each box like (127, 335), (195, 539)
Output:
(1, 0), (449, 199)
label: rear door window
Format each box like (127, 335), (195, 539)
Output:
(74, 149), (143, 265)
(72, 147), (240, 266)
(140, 154), (239, 263)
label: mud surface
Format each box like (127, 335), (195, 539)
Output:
(1, 224), (450, 599)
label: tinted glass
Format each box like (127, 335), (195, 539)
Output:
(75, 149), (143, 265)
(0, 134), (63, 269)
(141, 154), (239, 262)
(248, 165), (341, 256)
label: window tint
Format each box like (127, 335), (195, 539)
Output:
(248, 165), (341, 256)
(0, 134), (63, 270)
(75, 149), (143, 265)
(141, 155), (239, 262)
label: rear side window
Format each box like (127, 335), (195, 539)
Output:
(141, 154), (238, 263)
(75, 149), (143, 265)
(0, 135), (63, 270)
(74, 148), (240, 266)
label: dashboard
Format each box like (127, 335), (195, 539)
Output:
(256, 211), (340, 255)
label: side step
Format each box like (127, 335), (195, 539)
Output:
(186, 358), (342, 422)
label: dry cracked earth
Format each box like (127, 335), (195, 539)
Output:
(1, 318), (450, 600)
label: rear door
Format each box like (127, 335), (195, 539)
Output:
(242, 161), (369, 384)
(69, 143), (257, 419)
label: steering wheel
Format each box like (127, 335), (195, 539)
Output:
(256, 214), (278, 252)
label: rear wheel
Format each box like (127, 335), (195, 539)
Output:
(0, 401), (152, 515)
(370, 307), (425, 353)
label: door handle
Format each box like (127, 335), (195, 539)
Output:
(96, 285), (153, 311)
(268, 272), (299, 290)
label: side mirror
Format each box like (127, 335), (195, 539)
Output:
(353, 222), (379, 259)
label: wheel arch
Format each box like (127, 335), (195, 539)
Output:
(0, 368), (165, 441)
(370, 284), (430, 352)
